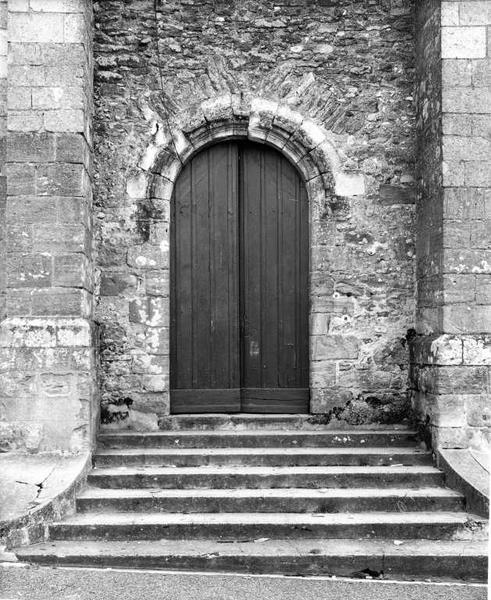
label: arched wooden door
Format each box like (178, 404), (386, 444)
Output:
(170, 141), (309, 413)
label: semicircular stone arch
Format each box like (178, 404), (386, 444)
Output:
(126, 95), (367, 416)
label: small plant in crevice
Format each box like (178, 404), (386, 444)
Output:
(100, 396), (133, 424)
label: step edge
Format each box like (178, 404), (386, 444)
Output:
(88, 465), (443, 474)
(49, 510), (487, 525)
(94, 447), (429, 456)
(98, 429), (418, 437)
(77, 487), (464, 499)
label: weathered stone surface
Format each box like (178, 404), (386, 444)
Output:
(142, 375), (167, 393)
(413, 2), (491, 454)
(127, 409), (159, 432)
(465, 394), (491, 428)
(128, 298), (168, 327)
(416, 365), (489, 396)
(443, 305), (491, 334)
(7, 132), (56, 162)
(379, 185), (415, 205)
(8, 13), (65, 43)
(127, 244), (168, 270)
(0, 421), (43, 453)
(31, 288), (90, 318)
(441, 27), (487, 59)
(131, 352), (166, 376)
(141, 327), (169, 355)
(411, 335), (463, 366)
(145, 272), (169, 297)
(312, 335), (360, 360)
(2, 0), (95, 453)
(463, 336), (491, 365)
(310, 361), (336, 389)
(427, 394), (467, 428)
(7, 254), (52, 288)
(100, 273), (137, 297)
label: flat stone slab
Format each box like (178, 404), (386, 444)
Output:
(152, 414), (415, 431)
(47, 509), (488, 542)
(0, 453), (87, 525)
(98, 429), (419, 449)
(439, 449), (490, 518)
(9, 538), (489, 584)
(442, 450), (489, 498)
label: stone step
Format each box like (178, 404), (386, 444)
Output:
(98, 429), (419, 449)
(15, 539), (488, 582)
(48, 511), (487, 542)
(77, 486), (465, 514)
(154, 415), (413, 432)
(93, 446), (432, 468)
(88, 465), (444, 489)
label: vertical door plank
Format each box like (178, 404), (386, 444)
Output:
(209, 143), (240, 389)
(171, 159), (193, 389)
(191, 148), (211, 389)
(262, 148), (280, 388)
(279, 154), (299, 388)
(240, 147), (263, 389)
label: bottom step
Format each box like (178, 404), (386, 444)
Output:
(15, 539), (488, 582)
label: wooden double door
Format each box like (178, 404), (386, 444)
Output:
(170, 141), (309, 413)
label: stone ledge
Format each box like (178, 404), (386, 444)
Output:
(437, 448), (489, 518)
(0, 450), (91, 550)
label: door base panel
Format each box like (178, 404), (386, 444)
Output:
(171, 390), (241, 414)
(241, 388), (309, 414)
(171, 389), (309, 414)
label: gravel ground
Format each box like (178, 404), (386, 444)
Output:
(0, 563), (487, 600)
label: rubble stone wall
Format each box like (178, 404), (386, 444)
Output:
(0, 1), (7, 322)
(413, 0), (490, 452)
(0, 0), (96, 452)
(93, 0), (416, 428)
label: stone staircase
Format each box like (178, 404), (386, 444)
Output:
(16, 416), (488, 581)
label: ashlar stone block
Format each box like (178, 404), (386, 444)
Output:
(44, 108), (85, 132)
(442, 26), (487, 59)
(458, 2), (491, 27)
(463, 336), (491, 365)
(312, 335), (360, 360)
(30, 0), (85, 12)
(465, 394), (491, 427)
(428, 394), (466, 428)
(63, 13), (87, 43)
(8, 13), (64, 43)
(8, 0), (29, 13)
(7, 132), (56, 162)
(32, 86), (84, 110)
(441, 2), (459, 26)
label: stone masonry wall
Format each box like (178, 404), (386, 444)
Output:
(0, 1), (7, 322)
(94, 0), (416, 428)
(413, 0), (490, 452)
(0, 0), (96, 453)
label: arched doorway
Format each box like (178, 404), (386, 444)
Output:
(170, 141), (309, 413)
